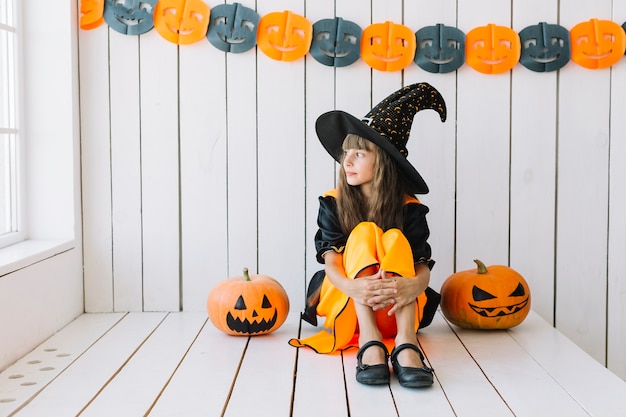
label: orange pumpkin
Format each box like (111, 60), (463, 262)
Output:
(207, 268), (290, 336)
(440, 260), (530, 330)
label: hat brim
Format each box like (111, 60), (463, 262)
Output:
(315, 110), (429, 194)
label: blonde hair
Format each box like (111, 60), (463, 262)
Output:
(336, 134), (410, 234)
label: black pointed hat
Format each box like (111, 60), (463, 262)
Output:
(315, 82), (447, 194)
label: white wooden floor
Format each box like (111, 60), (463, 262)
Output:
(1, 310), (626, 417)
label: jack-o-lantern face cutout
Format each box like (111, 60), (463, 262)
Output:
(469, 282), (529, 318)
(227, 294), (278, 334)
(361, 21), (416, 71)
(310, 17), (362, 67)
(519, 22), (570, 72)
(104, 0), (158, 35)
(80, 0), (105, 30)
(207, 268), (290, 336)
(415, 23), (465, 73)
(154, 0), (210, 45)
(466, 23), (521, 74)
(570, 18), (626, 69)
(440, 260), (531, 330)
(206, 2), (259, 53)
(257, 10), (312, 62)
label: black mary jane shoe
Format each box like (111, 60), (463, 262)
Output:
(390, 343), (434, 388)
(355, 340), (391, 385)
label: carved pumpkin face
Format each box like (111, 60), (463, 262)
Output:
(104, 0), (157, 35)
(570, 18), (626, 69)
(207, 268), (290, 336)
(310, 17), (362, 67)
(414, 23), (465, 73)
(257, 10), (313, 62)
(361, 21), (416, 71)
(206, 2), (259, 53)
(154, 0), (210, 45)
(80, 0), (105, 30)
(466, 23), (521, 74)
(440, 260), (531, 330)
(519, 22), (570, 72)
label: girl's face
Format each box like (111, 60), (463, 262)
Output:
(342, 147), (376, 196)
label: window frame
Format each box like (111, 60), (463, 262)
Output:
(0, 0), (24, 249)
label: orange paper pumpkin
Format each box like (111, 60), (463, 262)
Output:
(570, 18), (626, 69)
(257, 10), (313, 62)
(80, 0), (105, 30)
(440, 260), (531, 330)
(361, 21), (416, 71)
(465, 23), (521, 74)
(207, 268), (290, 336)
(154, 0), (210, 45)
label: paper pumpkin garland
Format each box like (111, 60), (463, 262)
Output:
(207, 2), (260, 53)
(257, 10), (312, 61)
(310, 17), (362, 67)
(154, 0), (211, 45)
(519, 22), (570, 72)
(80, 0), (626, 72)
(415, 23), (465, 73)
(570, 18), (626, 69)
(80, 0), (105, 30)
(361, 21), (416, 71)
(465, 23), (521, 74)
(104, 0), (158, 35)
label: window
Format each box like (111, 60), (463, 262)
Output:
(0, 0), (20, 248)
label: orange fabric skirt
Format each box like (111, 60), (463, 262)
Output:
(289, 222), (429, 354)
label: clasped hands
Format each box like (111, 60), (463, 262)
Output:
(353, 269), (427, 316)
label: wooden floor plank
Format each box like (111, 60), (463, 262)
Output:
(414, 312), (513, 417)
(222, 315), (299, 417)
(291, 321), (348, 417)
(147, 315), (249, 417)
(0, 313), (125, 417)
(392, 314), (466, 417)
(80, 312), (208, 416)
(343, 348), (397, 415)
(452, 316), (592, 417)
(13, 312), (167, 417)
(508, 312), (626, 416)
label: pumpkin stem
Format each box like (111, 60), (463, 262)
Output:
(473, 259), (488, 274)
(243, 267), (251, 281)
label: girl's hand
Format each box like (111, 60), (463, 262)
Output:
(366, 266), (430, 315)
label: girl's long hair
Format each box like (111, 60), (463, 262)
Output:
(336, 134), (411, 234)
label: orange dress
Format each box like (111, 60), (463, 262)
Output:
(289, 190), (440, 354)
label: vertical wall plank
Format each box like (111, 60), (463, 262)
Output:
(80, 26), (113, 313)
(456, 0), (512, 269)
(139, 30), (180, 311)
(607, 3), (626, 379)
(303, 0), (337, 310)
(404, 0), (458, 290)
(255, 0), (307, 306)
(370, 0), (403, 100)
(556, 0), (611, 364)
(179, 37), (228, 312)
(225, 1), (260, 278)
(109, 31), (143, 312)
(509, 1), (558, 323)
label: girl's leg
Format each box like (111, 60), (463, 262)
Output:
(393, 300), (425, 368)
(353, 296), (384, 365)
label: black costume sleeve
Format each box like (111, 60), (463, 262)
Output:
(403, 201), (435, 270)
(314, 196), (347, 264)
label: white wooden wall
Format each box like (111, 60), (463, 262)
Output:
(78, 0), (626, 379)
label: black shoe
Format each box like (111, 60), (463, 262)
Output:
(390, 343), (434, 388)
(355, 341), (390, 385)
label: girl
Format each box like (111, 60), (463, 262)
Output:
(289, 83), (447, 388)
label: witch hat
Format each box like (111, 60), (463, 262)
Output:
(315, 82), (447, 194)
